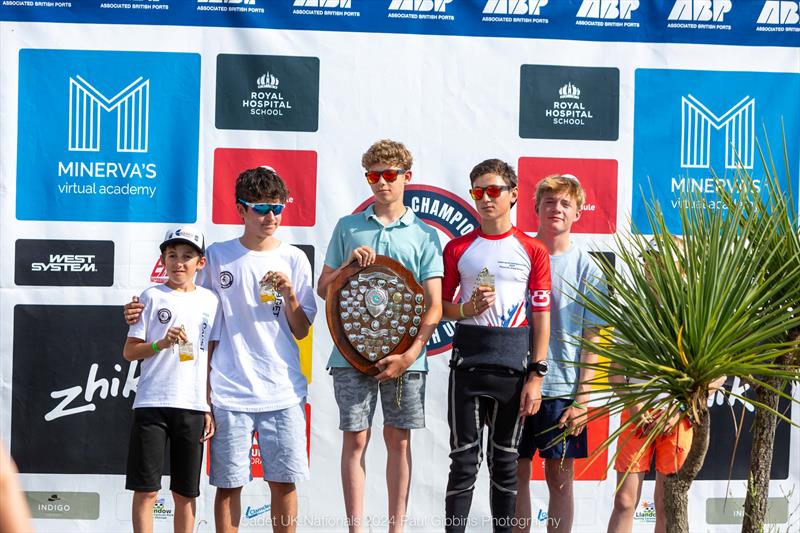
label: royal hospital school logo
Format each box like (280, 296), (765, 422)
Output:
(16, 50), (200, 223)
(632, 68), (800, 234)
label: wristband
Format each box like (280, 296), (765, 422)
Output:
(459, 303), (466, 319)
(572, 400), (586, 410)
(152, 341), (161, 353)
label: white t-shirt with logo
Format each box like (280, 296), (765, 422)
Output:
(128, 284), (220, 412)
(198, 238), (318, 412)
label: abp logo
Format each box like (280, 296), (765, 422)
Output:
(576, 0), (638, 19)
(16, 50), (200, 222)
(757, 1), (800, 24)
(388, 0), (452, 12)
(632, 69), (800, 233)
(483, 0), (548, 15)
(668, 0), (732, 21)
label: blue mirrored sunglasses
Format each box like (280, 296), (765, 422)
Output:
(237, 198), (286, 216)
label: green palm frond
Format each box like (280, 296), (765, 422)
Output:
(573, 165), (800, 429)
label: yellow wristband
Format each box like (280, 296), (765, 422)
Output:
(459, 303), (466, 319)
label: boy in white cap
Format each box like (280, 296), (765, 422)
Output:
(123, 226), (220, 533)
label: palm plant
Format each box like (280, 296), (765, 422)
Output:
(715, 131), (800, 533)
(571, 182), (800, 533)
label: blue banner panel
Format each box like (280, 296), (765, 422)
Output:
(1, 1), (798, 47)
(16, 49), (200, 222)
(632, 68), (800, 233)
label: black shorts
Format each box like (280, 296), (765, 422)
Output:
(126, 407), (206, 498)
(518, 397), (588, 460)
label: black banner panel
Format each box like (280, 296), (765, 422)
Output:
(15, 239), (114, 287)
(12, 305), (136, 475)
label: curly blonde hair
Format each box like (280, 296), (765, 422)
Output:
(361, 139), (413, 170)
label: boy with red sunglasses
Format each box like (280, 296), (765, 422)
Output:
(125, 167), (317, 533)
(318, 139), (443, 533)
(441, 158), (551, 533)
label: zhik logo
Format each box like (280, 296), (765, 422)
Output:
(757, 1), (800, 24)
(577, 0), (638, 19)
(389, 0), (452, 11)
(69, 76), (149, 153)
(294, 0), (350, 6)
(680, 94), (755, 169)
(668, 0), (732, 21)
(483, 0), (547, 15)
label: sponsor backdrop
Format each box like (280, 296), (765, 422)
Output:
(1, 1), (798, 532)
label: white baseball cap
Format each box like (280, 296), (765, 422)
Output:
(160, 226), (205, 254)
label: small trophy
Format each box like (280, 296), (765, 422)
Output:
(177, 324), (194, 362)
(475, 267), (495, 291)
(259, 275), (278, 303)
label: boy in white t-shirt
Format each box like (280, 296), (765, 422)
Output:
(124, 226), (220, 533)
(126, 167), (317, 532)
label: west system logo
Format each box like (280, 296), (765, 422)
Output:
(353, 185), (479, 355)
(482, 0), (549, 23)
(16, 50), (200, 223)
(197, 0), (264, 13)
(216, 54), (320, 132)
(387, 0), (455, 20)
(667, 0), (732, 30)
(15, 239), (114, 286)
(632, 69), (800, 233)
(293, 0), (360, 16)
(756, 1), (800, 31)
(576, 0), (639, 27)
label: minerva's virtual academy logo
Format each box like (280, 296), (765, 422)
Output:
(632, 69), (800, 233)
(16, 49), (200, 222)
(353, 185), (479, 355)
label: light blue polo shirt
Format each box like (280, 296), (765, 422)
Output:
(324, 205), (444, 371)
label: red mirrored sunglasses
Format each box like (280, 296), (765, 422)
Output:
(365, 169), (406, 185)
(469, 185), (513, 200)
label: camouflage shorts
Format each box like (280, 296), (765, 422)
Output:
(330, 367), (426, 431)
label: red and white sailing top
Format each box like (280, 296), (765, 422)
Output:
(443, 227), (551, 327)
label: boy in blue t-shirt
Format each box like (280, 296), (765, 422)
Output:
(515, 175), (604, 533)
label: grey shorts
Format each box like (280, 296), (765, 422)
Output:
(209, 404), (309, 487)
(331, 367), (426, 432)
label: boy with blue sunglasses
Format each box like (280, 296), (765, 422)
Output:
(125, 166), (316, 532)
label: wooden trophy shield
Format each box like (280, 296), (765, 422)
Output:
(326, 255), (426, 376)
